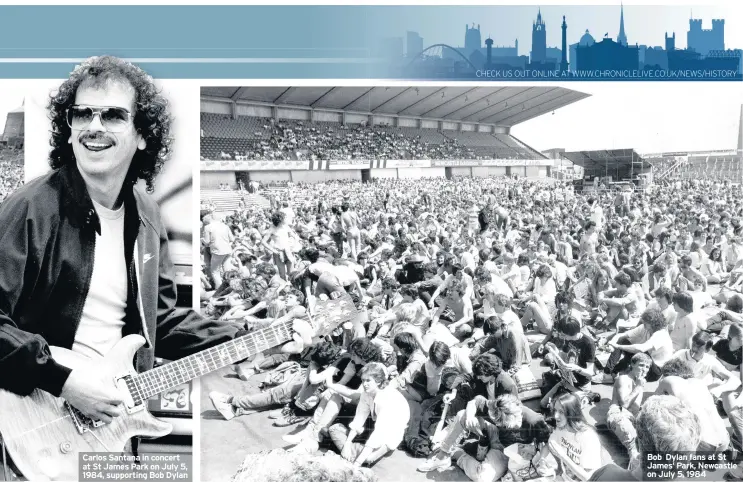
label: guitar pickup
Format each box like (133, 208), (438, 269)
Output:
(114, 374), (145, 414)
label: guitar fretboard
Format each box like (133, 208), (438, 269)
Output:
(129, 292), (357, 401)
(133, 317), (296, 400)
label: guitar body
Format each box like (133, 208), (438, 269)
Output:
(0, 335), (172, 481)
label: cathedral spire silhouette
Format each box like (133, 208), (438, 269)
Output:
(737, 104), (742, 158)
(617, 3), (628, 46)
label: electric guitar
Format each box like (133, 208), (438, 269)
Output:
(0, 292), (358, 481)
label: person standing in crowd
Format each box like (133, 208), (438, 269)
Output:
(203, 212), (235, 288)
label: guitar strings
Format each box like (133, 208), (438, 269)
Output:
(87, 429), (112, 451)
(130, 297), (353, 399)
(132, 318), (295, 398)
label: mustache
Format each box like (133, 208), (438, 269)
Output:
(79, 133), (115, 144)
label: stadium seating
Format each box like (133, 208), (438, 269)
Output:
(647, 153), (742, 183)
(200, 190), (270, 213)
(200, 115), (546, 162)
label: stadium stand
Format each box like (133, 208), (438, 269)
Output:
(646, 152), (742, 183)
(200, 190), (270, 213)
(200, 114), (546, 162)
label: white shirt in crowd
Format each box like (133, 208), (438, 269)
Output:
(348, 385), (411, 450)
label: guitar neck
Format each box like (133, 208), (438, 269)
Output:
(133, 318), (296, 400)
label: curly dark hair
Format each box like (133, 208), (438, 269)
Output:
(270, 210), (286, 227)
(310, 341), (344, 368)
(348, 338), (383, 364)
(472, 353), (503, 378)
(48, 56), (172, 192)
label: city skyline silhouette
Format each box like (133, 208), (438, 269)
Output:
(386, 5), (740, 78)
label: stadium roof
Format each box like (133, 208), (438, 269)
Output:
(560, 149), (651, 172)
(201, 86), (590, 127)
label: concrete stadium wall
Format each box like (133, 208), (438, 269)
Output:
(315, 111), (342, 123)
(201, 165), (548, 187)
(201, 100), (230, 115)
(397, 167), (446, 179)
(200, 100), (512, 135)
(200, 171), (235, 189)
(472, 166), (507, 177)
(237, 104), (272, 118)
(277, 108), (310, 121)
(251, 171), (293, 183)
(346, 113), (368, 125)
(291, 170), (362, 183)
(370, 168), (398, 179)
(451, 166), (473, 177)
(372, 115), (395, 126)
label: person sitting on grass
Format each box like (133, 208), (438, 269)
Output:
(327, 362), (411, 468)
(417, 394), (551, 481)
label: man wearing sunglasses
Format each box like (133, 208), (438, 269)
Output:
(0, 57), (312, 429)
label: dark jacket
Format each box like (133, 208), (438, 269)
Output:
(0, 163), (239, 397)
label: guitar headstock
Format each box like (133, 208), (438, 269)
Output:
(305, 290), (359, 338)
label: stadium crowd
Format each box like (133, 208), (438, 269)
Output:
(0, 149), (23, 203)
(200, 118), (536, 162)
(201, 175), (743, 481)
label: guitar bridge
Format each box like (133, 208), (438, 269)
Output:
(65, 402), (105, 435)
(115, 373), (145, 414)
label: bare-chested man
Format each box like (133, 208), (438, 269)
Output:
(605, 353), (650, 463)
(341, 200), (361, 260)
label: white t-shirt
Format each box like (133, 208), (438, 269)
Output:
(625, 325), (674, 367)
(590, 206), (604, 228)
(672, 349), (728, 386)
(73, 200), (127, 359)
(483, 260), (498, 275)
(488, 275), (514, 298)
(645, 329), (675, 367)
(460, 251), (477, 272)
(549, 427), (602, 481)
(678, 379), (729, 447)
(500, 263), (522, 290)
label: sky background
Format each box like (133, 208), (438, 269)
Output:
(0, 86), (24, 136)
(511, 82), (743, 153)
